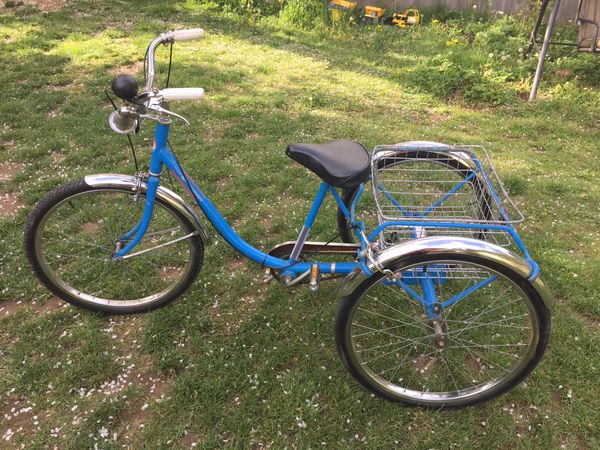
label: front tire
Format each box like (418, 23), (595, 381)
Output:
(335, 253), (550, 408)
(24, 179), (204, 314)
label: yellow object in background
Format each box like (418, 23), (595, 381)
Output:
(330, 0), (357, 23)
(364, 5), (385, 24)
(391, 8), (421, 28)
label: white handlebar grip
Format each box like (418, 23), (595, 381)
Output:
(172, 28), (204, 41)
(161, 88), (205, 101)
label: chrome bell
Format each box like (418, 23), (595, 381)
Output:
(108, 109), (138, 134)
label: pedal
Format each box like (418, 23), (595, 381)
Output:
(309, 264), (320, 293)
(263, 267), (274, 284)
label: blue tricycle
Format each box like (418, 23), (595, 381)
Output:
(24, 29), (552, 408)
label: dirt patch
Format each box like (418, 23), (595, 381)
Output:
(33, 296), (65, 314)
(179, 432), (202, 448)
(0, 162), (24, 182)
(555, 69), (574, 78)
(117, 355), (171, 441)
(50, 151), (65, 165)
(408, 112), (421, 124)
(411, 355), (438, 374)
(0, 189), (25, 217)
(576, 311), (599, 330)
(158, 266), (184, 282)
(551, 390), (563, 405)
(110, 60), (144, 77)
(1, 0), (67, 12)
(216, 176), (231, 188)
(428, 109), (451, 123)
(80, 221), (100, 234)
(0, 297), (67, 317)
(1, 394), (38, 443)
(0, 301), (23, 317)
(228, 257), (247, 272)
(464, 354), (484, 374)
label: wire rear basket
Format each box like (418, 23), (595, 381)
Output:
(371, 141), (523, 249)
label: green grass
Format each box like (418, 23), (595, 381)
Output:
(1, 0), (600, 448)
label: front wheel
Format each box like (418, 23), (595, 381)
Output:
(24, 179), (204, 314)
(335, 254), (550, 408)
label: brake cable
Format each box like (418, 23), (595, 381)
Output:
(104, 89), (139, 173)
(165, 42), (173, 88)
(108, 40), (173, 177)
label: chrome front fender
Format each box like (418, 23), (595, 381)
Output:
(84, 173), (210, 243)
(339, 237), (553, 310)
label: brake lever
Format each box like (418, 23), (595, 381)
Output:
(143, 103), (191, 126)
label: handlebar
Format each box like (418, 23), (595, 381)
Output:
(172, 28), (204, 41)
(144, 28), (204, 92)
(160, 88), (205, 101)
(109, 29), (205, 134)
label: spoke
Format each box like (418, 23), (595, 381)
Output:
(379, 348), (439, 375)
(48, 252), (110, 262)
(382, 281), (423, 311)
(368, 293), (427, 324)
(357, 338), (422, 353)
(352, 322), (430, 342)
(353, 322), (420, 338)
(361, 339), (428, 366)
(455, 285), (516, 324)
(44, 230), (113, 253)
(447, 342), (527, 348)
(357, 307), (425, 332)
(450, 313), (530, 341)
(447, 337), (513, 376)
(444, 318), (529, 330)
(450, 335), (525, 359)
(438, 351), (461, 394)
(140, 226), (183, 239)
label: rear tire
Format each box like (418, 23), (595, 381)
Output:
(335, 253), (550, 408)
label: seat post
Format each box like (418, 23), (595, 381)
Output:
(288, 181), (330, 262)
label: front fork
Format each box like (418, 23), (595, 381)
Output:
(113, 123), (169, 260)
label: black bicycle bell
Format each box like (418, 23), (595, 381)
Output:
(111, 74), (139, 101)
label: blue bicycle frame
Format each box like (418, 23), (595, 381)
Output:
(114, 123), (365, 277)
(113, 122), (538, 320)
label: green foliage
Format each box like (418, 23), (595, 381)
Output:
(407, 53), (513, 105)
(279, 0), (328, 29)
(197, 0), (282, 15)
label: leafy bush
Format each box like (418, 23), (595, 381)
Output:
(406, 51), (514, 106)
(279, 0), (328, 29)
(196, 0), (282, 16)
(407, 54), (466, 100)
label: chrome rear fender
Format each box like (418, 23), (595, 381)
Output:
(84, 173), (210, 243)
(339, 237), (553, 310)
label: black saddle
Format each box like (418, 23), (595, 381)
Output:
(285, 140), (370, 189)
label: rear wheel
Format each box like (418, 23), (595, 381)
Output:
(335, 254), (550, 408)
(24, 179), (203, 314)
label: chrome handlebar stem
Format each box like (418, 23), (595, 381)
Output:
(144, 32), (175, 92)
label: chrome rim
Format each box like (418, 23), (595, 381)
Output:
(35, 189), (197, 308)
(345, 260), (539, 405)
